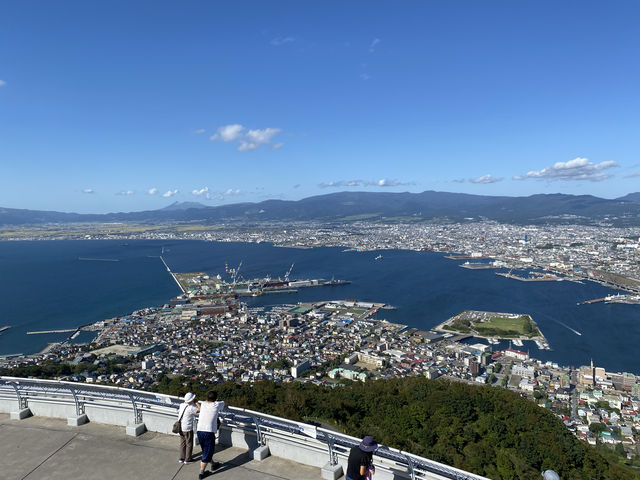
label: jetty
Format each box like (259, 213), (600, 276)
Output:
(160, 256), (186, 293)
(27, 329), (77, 335)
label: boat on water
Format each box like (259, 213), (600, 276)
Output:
(0, 325), (10, 334)
(375, 255), (383, 260)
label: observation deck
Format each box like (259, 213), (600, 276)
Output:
(0, 377), (488, 480)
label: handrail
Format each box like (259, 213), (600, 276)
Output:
(0, 376), (489, 480)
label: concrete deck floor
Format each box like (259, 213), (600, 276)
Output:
(0, 413), (324, 480)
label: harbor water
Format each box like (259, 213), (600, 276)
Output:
(0, 240), (638, 374)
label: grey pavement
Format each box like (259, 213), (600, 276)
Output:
(0, 414), (323, 480)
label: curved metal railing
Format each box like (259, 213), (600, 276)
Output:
(0, 376), (488, 480)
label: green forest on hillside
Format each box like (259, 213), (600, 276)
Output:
(152, 375), (639, 480)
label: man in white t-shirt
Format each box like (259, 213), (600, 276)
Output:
(177, 392), (199, 464)
(196, 390), (225, 479)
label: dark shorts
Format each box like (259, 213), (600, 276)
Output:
(197, 431), (216, 463)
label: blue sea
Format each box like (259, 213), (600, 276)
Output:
(0, 240), (638, 374)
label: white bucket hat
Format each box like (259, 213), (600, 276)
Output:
(184, 392), (196, 403)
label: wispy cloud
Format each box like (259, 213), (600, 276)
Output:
(514, 157), (618, 182)
(0, 80), (6, 87)
(192, 128), (206, 135)
(270, 36), (295, 46)
(319, 178), (412, 188)
(210, 124), (283, 152)
(360, 73), (371, 81)
(82, 188), (95, 194)
(470, 174), (503, 184)
(191, 186), (241, 201)
(369, 37), (381, 53)
(293, 184), (301, 189)
(116, 190), (134, 196)
(624, 172), (640, 179)
(162, 189), (179, 198)
(452, 178), (466, 183)
(148, 188), (158, 195)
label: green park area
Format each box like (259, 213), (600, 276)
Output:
(442, 310), (541, 339)
(474, 315), (540, 338)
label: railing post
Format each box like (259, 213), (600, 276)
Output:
(7, 380), (31, 420)
(404, 453), (416, 480)
(8, 381), (27, 409)
(129, 393), (142, 424)
(326, 435), (338, 466)
(125, 393), (146, 436)
(69, 385), (84, 416)
(66, 384), (88, 426)
(252, 415), (265, 445)
(321, 434), (344, 480)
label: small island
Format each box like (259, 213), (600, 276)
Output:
(435, 310), (549, 347)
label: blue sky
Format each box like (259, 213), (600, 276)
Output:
(1, 1), (640, 213)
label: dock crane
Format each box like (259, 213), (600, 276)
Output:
(284, 263), (294, 283)
(232, 260), (243, 285)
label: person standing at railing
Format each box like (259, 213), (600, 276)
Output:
(177, 392), (200, 464)
(346, 436), (378, 480)
(196, 390), (225, 480)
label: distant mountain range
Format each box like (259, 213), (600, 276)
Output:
(2, 191), (640, 226)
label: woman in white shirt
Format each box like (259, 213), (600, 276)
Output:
(177, 392), (199, 464)
(196, 390), (225, 479)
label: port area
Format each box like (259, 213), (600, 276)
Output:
(291, 299), (401, 325)
(459, 261), (500, 270)
(495, 269), (577, 282)
(434, 310), (549, 349)
(173, 271), (350, 299)
(578, 293), (640, 305)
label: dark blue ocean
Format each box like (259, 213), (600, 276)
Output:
(0, 240), (638, 374)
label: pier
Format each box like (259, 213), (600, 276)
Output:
(27, 329), (77, 335)
(159, 256), (186, 293)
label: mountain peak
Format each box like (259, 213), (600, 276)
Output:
(160, 201), (207, 211)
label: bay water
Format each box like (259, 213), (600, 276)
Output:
(0, 240), (637, 374)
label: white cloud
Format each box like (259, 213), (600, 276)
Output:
(210, 124), (283, 152)
(192, 187), (209, 196)
(246, 127), (281, 144)
(0, 80), (6, 87)
(470, 174), (503, 184)
(210, 124), (244, 142)
(374, 178), (401, 187)
(148, 188), (158, 195)
(237, 141), (259, 152)
(360, 73), (371, 81)
(271, 36), (295, 46)
(82, 188), (94, 194)
(369, 38), (380, 53)
(192, 128), (206, 135)
(162, 189), (179, 197)
(223, 188), (241, 196)
(514, 157), (619, 182)
(116, 190), (134, 196)
(624, 172), (640, 179)
(319, 178), (412, 188)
